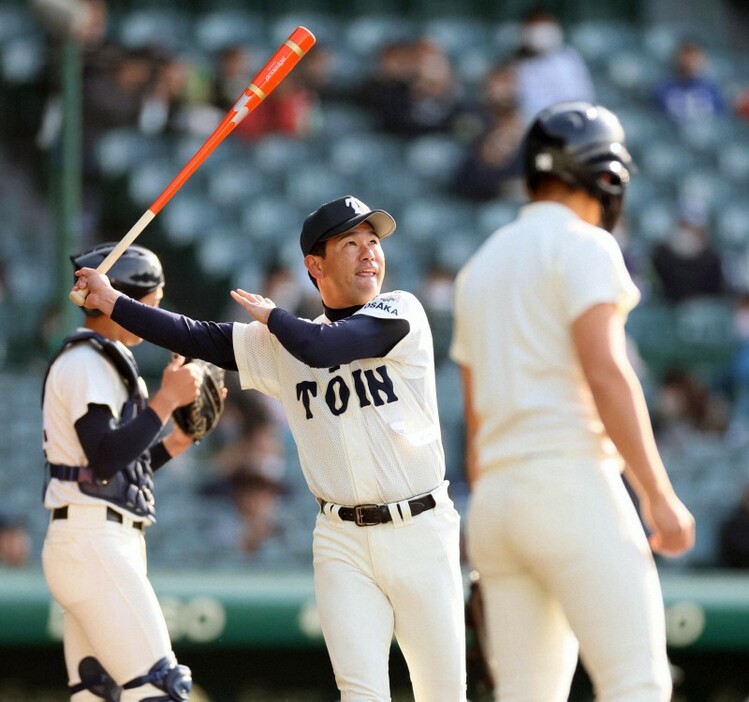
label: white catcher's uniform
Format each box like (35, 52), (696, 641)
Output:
(451, 202), (672, 701)
(42, 335), (174, 702)
(234, 290), (466, 702)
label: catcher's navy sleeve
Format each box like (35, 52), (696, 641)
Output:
(112, 297), (238, 370)
(267, 308), (410, 367)
(75, 404), (164, 480)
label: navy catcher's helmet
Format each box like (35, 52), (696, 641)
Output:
(71, 243), (164, 315)
(523, 101), (634, 232)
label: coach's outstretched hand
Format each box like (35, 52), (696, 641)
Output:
(74, 268), (122, 316)
(231, 288), (276, 325)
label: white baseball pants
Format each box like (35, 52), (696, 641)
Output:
(313, 481), (467, 701)
(42, 504), (174, 701)
(467, 457), (672, 702)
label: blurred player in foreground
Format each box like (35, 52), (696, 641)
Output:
(451, 101), (695, 701)
(72, 196), (467, 701)
(43, 244), (202, 701)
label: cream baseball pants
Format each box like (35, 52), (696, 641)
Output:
(313, 481), (467, 701)
(467, 457), (672, 702)
(42, 504), (175, 701)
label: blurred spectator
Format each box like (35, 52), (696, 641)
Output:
(0, 512), (31, 567)
(653, 41), (728, 124)
(210, 44), (255, 112)
(199, 374), (299, 562)
(419, 261), (456, 363)
(451, 62), (525, 201)
(138, 51), (211, 137)
(719, 484), (749, 568)
(719, 293), (749, 436)
(651, 367), (727, 448)
(362, 40), (414, 132)
(511, 9), (595, 124)
(649, 200), (727, 304)
(210, 44), (317, 141)
(229, 467), (287, 555)
(363, 39), (465, 137)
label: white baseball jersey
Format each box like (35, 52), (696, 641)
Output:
(232, 290), (445, 505)
(451, 201), (640, 472)
(43, 330), (149, 515)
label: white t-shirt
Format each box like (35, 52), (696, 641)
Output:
(232, 290), (445, 505)
(451, 201), (640, 471)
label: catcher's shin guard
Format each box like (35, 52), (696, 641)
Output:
(69, 657), (122, 701)
(122, 656), (192, 701)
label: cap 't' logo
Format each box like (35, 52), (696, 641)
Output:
(345, 197), (370, 215)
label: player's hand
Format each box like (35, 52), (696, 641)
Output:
(230, 288), (276, 325)
(74, 267), (122, 316)
(152, 355), (201, 416)
(641, 491), (696, 557)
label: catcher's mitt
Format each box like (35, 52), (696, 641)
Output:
(172, 359), (226, 443)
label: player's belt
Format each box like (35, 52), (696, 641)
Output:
(319, 494), (436, 526)
(51, 506), (144, 531)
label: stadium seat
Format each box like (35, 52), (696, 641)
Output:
(605, 49), (666, 100)
(0, 34), (44, 84)
(404, 134), (468, 189)
(636, 139), (697, 189)
(399, 197), (475, 245)
(284, 164), (351, 212)
(196, 222), (247, 276)
(252, 135), (314, 178)
(95, 128), (162, 180)
(160, 194), (220, 245)
(116, 7), (192, 52)
(489, 21), (522, 61)
(241, 196), (303, 247)
(629, 200), (678, 244)
(205, 160), (270, 208)
(344, 14), (415, 59)
(317, 102), (377, 139)
(127, 156), (189, 207)
(569, 20), (640, 67)
(715, 201), (749, 250)
(717, 137), (749, 184)
(328, 131), (405, 179)
(420, 16), (491, 58)
(193, 9), (266, 54)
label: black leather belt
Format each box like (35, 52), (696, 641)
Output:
(320, 494), (436, 526)
(52, 506), (144, 531)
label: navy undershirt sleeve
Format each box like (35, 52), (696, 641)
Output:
(267, 308), (410, 367)
(74, 404), (164, 481)
(112, 297), (238, 370)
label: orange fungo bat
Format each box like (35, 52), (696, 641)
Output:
(70, 25), (316, 307)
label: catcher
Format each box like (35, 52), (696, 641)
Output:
(41, 243), (225, 702)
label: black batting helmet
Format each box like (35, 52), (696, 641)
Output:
(71, 243), (164, 315)
(523, 101), (634, 232)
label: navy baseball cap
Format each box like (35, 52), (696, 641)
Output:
(300, 195), (396, 255)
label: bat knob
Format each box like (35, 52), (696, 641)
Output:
(69, 287), (88, 306)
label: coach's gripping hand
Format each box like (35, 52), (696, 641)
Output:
(74, 267), (122, 316)
(230, 288), (276, 325)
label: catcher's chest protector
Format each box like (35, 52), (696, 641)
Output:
(43, 331), (156, 519)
